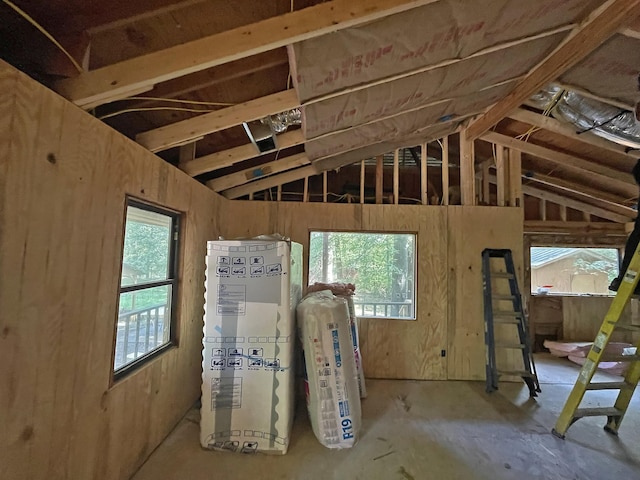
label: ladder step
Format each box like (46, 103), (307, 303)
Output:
(492, 294), (517, 300)
(492, 311), (522, 318)
(495, 343), (526, 349)
(574, 407), (623, 419)
(599, 354), (640, 362)
(607, 323), (640, 332)
(491, 272), (515, 279)
(497, 369), (535, 378)
(493, 318), (521, 324)
(585, 381), (630, 391)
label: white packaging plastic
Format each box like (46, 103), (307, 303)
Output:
(297, 291), (361, 449)
(344, 295), (367, 398)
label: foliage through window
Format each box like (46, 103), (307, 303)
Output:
(530, 247), (619, 296)
(114, 200), (180, 378)
(309, 232), (416, 319)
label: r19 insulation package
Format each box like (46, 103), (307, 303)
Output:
(297, 290), (361, 449)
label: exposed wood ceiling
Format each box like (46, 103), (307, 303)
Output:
(1, 0), (639, 223)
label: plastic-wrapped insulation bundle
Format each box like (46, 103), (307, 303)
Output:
(297, 290), (361, 449)
(307, 282), (367, 398)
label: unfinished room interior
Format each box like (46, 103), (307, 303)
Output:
(2, 0), (640, 478)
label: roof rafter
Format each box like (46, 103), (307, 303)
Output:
(481, 131), (638, 197)
(53, 0), (441, 108)
(466, 0), (640, 140)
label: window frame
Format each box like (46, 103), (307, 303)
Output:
(307, 229), (418, 321)
(113, 197), (181, 381)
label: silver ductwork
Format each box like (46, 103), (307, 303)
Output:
(261, 108), (302, 134)
(529, 86), (640, 152)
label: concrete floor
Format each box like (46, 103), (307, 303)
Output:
(132, 354), (640, 480)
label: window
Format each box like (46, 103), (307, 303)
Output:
(114, 199), (180, 378)
(530, 247), (619, 296)
(309, 232), (416, 319)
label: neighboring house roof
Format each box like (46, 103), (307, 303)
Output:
(530, 248), (616, 269)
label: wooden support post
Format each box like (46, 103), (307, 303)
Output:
(277, 184), (282, 201)
(303, 176), (309, 203)
(441, 138), (449, 206)
(559, 205), (567, 222)
(393, 149), (399, 205)
(375, 155), (383, 204)
(421, 143), (428, 205)
(360, 160), (365, 204)
(482, 161), (490, 205)
(459, 130), (475, 205)
(495, 145), (508, 207)
(583, 211), (591, 221)
(539, 199), (547, 221)
(323, 171), (328, 203)
(508, 149), (522, 207)
(179, 141), (196, 164)
(249, 192), (254, 200)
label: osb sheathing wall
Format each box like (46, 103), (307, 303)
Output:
(221, 201), (524, 381)
(0, 61), (222, 480)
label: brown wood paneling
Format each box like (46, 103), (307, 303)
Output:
(447, 206), (524, 380)
(0, 60), (221, 480)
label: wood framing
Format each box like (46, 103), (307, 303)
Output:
(223, 164), (317, 199)
(508, 108), (638, 158)
(508, 149), (522, 207)
(137, 89), (299, 152)
(441, 137), (449, 206)
(495, 145), (508, 207)
(524, 220), (627, 235)
(393, 149), (399, 205)
(376, 155), (383, 204)
(466, 0), (640, 140)
(421, 142), (428, 205)
(459, 129), (475, 205)
(206, 152), (310, 191)
(53, 0), (440, 108)
(482, 132), (638, 193)
(180, 129), (304, 176)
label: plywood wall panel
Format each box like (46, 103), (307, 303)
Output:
(0, 61), (222, 480)
(447, 206), (524, 380)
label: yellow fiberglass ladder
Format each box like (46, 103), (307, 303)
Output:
(552, 245), (640, 439)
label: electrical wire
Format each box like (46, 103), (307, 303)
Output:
(2, 0), (83, 73)
(98, 106), (219, 120)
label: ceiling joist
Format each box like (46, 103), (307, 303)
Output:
(208, 152), (310, 192)
(53, 0), (440, 109)
(508, 108), (638, 159)
(466, 0), (640, 140)
(223, 165), (317, 199)
(481, 131), (638, 197)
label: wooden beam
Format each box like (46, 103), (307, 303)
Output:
(524, 220), (627, 234)
(277, 184), (282, 201)
(495, 145), (508, 207)
(466, 0), (640, 140)
(508, 108), (637, 159)
(137, 89), (299, 152)
(539, 199), (547, 221)
(324, 171), (329, 203)
(180, 129), (304, 176)
(481, 161), (490, 205)
(223, 165), (317, 199)
(522, 170), (633, 208)
(375, 155), (383, 204)
(303, 177), (309, 202)
(360, 160), (365, 204)
(179, 142), (196, 163)
(482, 131), (637, 193)
(54, 0), (440, 108)
(393, 149), (399, 205)
(508, 149), (522, 207)
(459, 130), (475, 205)
(421, 143), (427, 205)
(518, 183), (633, 223)
(206, 152), (310, 191)
(441, 138), (449, 206)
(559, 204), (567, 221)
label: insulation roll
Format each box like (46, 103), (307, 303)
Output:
(297, 291), (361, 449)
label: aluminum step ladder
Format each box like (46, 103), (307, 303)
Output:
(482, 248), (541, 397)
(552, 245), (640, 439)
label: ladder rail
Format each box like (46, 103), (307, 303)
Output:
(482, 248), (540, 397)
(553, 245), (640, 438)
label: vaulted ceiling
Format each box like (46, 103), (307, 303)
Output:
(2, 0), (639, 222)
